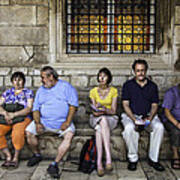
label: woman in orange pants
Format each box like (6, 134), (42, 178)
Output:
(0, 72), (34, 169)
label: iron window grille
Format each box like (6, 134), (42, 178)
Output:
(66, 0), (156, 54)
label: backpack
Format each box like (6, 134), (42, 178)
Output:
(78, 136), (97, 174)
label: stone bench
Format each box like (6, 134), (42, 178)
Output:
(0, 95), (172, 161)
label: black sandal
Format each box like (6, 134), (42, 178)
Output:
(8, 161), (19, 170)
(171, 159), (180, 170)
(1, 160), (11, 169)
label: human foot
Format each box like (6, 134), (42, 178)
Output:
(105, 163), (113, 172)
(171, 159), (180, 169)
(1, 160), (11, 169)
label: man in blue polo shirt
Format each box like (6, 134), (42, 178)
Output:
(121, 59), (164, 171)
(25, 66), (78, 178)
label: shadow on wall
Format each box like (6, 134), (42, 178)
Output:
(174, 48), (180, 71)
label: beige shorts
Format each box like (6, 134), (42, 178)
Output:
(89, 114), (119, 131)
(26, 120), (75, 137)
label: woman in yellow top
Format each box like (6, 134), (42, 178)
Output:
(89, 67), (119, 177)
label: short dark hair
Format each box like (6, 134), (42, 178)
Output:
(41, 66), (59, 80)
(11, 71), (26, 85)
(132, 59), (148, 71)
(97, 67), (112, 84)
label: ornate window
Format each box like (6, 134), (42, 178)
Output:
(66, 0), (156, 54)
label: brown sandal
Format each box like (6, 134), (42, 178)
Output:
(97, 168), (105, 177)
(105, 163), (113, 172)
(1, 160), (11, 169)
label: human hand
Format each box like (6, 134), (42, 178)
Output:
(93, 111), (106, 117)
(96, 103), (106, 110)
(61, 121), (70, 131)
(134, 116), (145, 132)
(135, 117), (145, 125)
(143, 118), (151, 128)
(177, 123), (180, 130)
(8, 112), (15, 120)
(96, 102), (102, 108)
(5, 118), (13, 125)
(36, 123), (44, 134)
(4, 112), (13, 125)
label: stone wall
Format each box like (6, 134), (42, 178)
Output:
(0, 0), (49, 66)
(174, 1), (180, 69)
(0, 0), (179, 93)
(0, 0), (179, 161)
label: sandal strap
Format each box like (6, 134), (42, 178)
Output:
(1, 160), (11, 167)
(9, 161), (18, 167)
(171, 159), (180, 169)
(172, 159), (180, 163)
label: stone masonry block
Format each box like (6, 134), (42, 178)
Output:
(55, 69), (63, 75)
(28, 68), (41, 76)
(175, 6), (180, 24)
(0, 77), (4, 87)
(166, 75), (180, 90)
(152, 76), (166, 90)
(2, 129), (172, 160)
(59, 76), (70, 83)
(0, 6), (36, 25)
(0, 68), (11, 75)
(175, 26), (180, 44)
(10, 0), (48, 6)
(62, 69), (99, 76)
(112, 76), (127, 87)
(25, 76), (32, 87)
(71, 76), (88, 88)
(32, 46), (49, 64)
(37, 6), (48, 25)
(24, 46), (34, 58)
(12, 68), (28, 75)
(0, 47), (32, 65)
(89, 76), (98, 86)
(5, 76), (11, 87)
(0, 27), (48, 46)
(33, 76), (42, 87)
(0, 0), (9, 5)
(111, 136), (127, 161)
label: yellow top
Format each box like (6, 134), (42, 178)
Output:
(89, 87), (118, 109)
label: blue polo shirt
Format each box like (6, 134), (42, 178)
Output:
(33, 79), (78, 129)
(121, 78), (159, 117)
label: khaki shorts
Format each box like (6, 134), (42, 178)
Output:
(89, 114), (119, 131)
(26, 120), (75, 137)
(164, 120), (180, 147)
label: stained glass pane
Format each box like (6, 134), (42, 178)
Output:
(66, 0), (156, 54)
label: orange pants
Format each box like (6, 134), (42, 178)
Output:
(0, 117), (31, 151)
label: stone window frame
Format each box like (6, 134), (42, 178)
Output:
(66, 0), (156, 54)
(48, 0), (175, 70)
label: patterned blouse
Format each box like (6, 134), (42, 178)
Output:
(2, 87), (34, 108)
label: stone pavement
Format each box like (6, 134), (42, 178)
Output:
(0, 160), (179, 180)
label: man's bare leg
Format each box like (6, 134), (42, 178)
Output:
(55, 131), (74, 162)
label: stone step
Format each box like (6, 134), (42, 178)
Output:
(0, 160), (180, 180)
(0, 127), (171, 161)
(52, 61), (170, 70)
